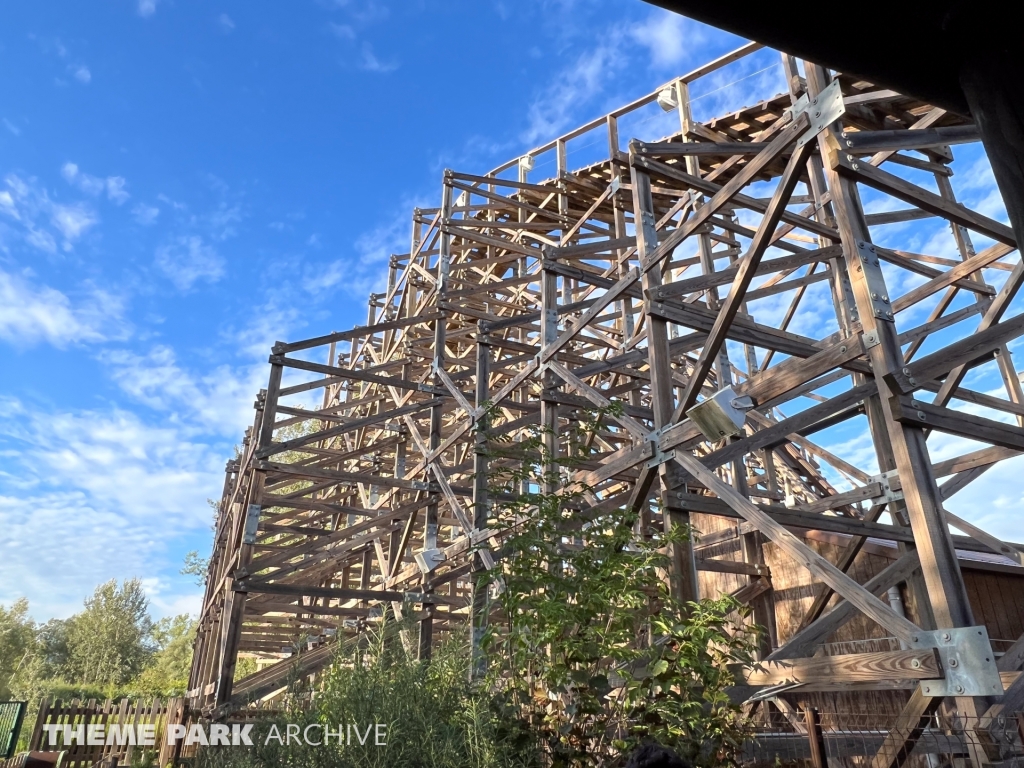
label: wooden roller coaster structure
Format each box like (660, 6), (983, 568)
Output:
(188, 41), (1024, 767)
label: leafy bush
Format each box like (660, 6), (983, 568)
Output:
(194, 625), (537, 768)
(481, 410), (759, 766)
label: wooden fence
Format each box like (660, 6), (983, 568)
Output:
(26, 698), (187, 768)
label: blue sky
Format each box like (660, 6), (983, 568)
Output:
(0, 0), (1017, 622)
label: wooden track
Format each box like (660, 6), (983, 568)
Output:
(187, 43), (1024, 766)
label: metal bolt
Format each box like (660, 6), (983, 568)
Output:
(949, 658), (959, 668)
(847, 154), (854, 162)
(903, 367), (911, 375)
(917, 411), (926, 420)
(872, 292), (879, 299)
(924, 686), (931, 693)
(942, 632), (951, 641)
(852, 163), (860, 171)
(911, 658), (921, 668)
(887, 310), (894, 317)
(840, 345), (847, 353)
(955, 685), (965, 694)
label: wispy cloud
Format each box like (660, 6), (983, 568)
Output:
(0, 396), (217, 619)
(358, 42), (398, 73)
(629, 8), (703, 70)
(522, 40), (625, 145)
(306, 197), (425, 298)
(132, 202), (160, 225)
(155, 235), (225, 290)
(61, 162), (130, 204)
(218, 13), (235, 32)
(326, 2), (397, 73)
(0, 269), (127, 348)
(3, 118), (20, 137)
(101, 345), (263, 437)
(0, 173), (99, 252)
(72, 65), (91, 84)
(50, 203), (98, 241)
(137, 0), (159, 18)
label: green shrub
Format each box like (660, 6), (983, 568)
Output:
(194, 625), (537, 768)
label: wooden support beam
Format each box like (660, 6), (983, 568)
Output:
(672, 450), (922, 645)
(679, 139), (817, 414)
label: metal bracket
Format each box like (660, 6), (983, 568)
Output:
(543, 308), (559, 344)
(851, 240), (895, 322)
(646, 449), (672, 469)
(862, 329), (881, 349)
(792, 78), (845, 147)
(242, 504), (261, 545)
(644, 425), (672, 468)
(911, 626), (1003, 697)
(868, 469), (903, 505)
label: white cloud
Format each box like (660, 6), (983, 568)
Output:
(224, 300), (303, 359)
(0, 190), (19, 220)
(51, 203), (98, 242)
(0, 269), (127, 348)
(0, 397), (219, 619)
(629, 9), (702, 69)
(72, 65), (91, 84)
(305, 200), (422, 298)
(155, 235), (225, 289)
(207, 202), (242, 240)
(2, 172), (100, 252)
(358, 42), (398, 73)
(106, 176), (129, 204)
(62, 161), (130, 204)
(330, 22), (356, 40)
(138, 0), (159, 18)
(101, 345), (261, 437)
(3, 118), (20, 136)
(133, 202), (160, 225)
(522, 40), (624, 144)
(218, 13), (235, 32)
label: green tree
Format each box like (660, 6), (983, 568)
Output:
(181, 551), (210, 586)
(130, 614), (196, 695)
(0, 598), (36, 699)
(64, 578), (154, 688)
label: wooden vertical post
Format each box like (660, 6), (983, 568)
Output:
(419, 173), (453, 661)
(470, 323), (491, 681)
(540, 254), (559, 496)
(804, 63), (987, 768)
(804, 707), (828, 768)
(214, 361), (281, 709)
(629, 151), (699, 606)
